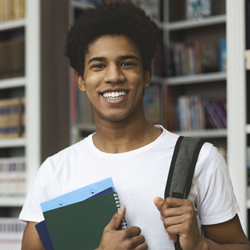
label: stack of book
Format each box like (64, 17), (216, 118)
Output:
(166, 95), (227, 132)
(0, 38), (25, 80)
(0, 217), (26, 250)
(0, 157), (26, 197)
(36, 177), (127, 250)
(0, 0), (25, 23)
(0, 97), (25, 139)
(170, 38), (226, 77)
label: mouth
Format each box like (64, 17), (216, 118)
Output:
(101, 91), (128, 100)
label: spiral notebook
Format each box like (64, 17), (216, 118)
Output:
(36, 186), (114, 250)
(36, 177), (116, 250)
(43, 191), (127, 250)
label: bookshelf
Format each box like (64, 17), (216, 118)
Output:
(0, 0), (70, 247)
(69, 0), (248, 234)
(0, 0), (40, 248)
(0, 0), (41, 202)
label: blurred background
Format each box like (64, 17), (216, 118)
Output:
(0, 0), (249, 248)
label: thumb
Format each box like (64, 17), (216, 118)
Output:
(154, 197), (165, 212)
(106, 205), (126, 231)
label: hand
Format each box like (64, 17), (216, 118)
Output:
(97, 205), (148, 250)
(154, 197), (203, 250)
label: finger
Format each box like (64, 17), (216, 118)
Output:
(130, 235), (146, 248)
(163, 201), (195, 218)
(154, 197), (165, 212)
(135, 242), (148, 250)
(168, 234), (179, 243)
(124, 226), (142, 238)
(105, 205), (126, 231)
(165, 197), (191, 208)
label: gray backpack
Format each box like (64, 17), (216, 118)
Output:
(164, 136), (205, 250)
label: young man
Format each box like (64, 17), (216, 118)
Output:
(20, 3), (250, 250)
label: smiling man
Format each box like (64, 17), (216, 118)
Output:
(19, 3), (250, 250)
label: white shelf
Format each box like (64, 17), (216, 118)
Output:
(71, 1), (94, 10)
(153, 72), (227, 86)
(247, 199), (250, 209)
(0, 18), (26, 31)
(0, 197), (25, 207)
(0, 77), (26, 89)
(175, 129), (227, 138)
(165, 14), (226, 31)
(246, 125), (250, 134)
(0, 138), (26, 148)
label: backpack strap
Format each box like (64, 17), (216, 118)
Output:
(164, 136), (205, 250)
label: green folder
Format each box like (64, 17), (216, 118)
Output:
(43, 192), (126, 250)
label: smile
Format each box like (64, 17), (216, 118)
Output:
(102, 91), (127, 100)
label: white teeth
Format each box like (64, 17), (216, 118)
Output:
(103, 91), (127, 100)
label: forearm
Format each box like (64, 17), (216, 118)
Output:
(201, 236), (250, 250)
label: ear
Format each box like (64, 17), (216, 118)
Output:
(143, 67), (152, 88)
(75, 72), (86, 92)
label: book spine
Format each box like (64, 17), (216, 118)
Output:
(0, 157), (26, 197)
(0, 218), (26, 249)
(113, 192), (127, 229)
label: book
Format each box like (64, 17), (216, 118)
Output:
(0, 218), (26, 250)
(36, 187), (115, 250)
(186, 0), (211, 20)
(43, 191), (126, 250)
(143, 84), (161, 124)
(219, 38), (227, 72)
(40, 177), (116, 212)
(37, 177), (126, 250)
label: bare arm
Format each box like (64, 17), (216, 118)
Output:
(21, 222), (45, 250)
(154, 197), (250, 250)
(201, 215), (250, 250)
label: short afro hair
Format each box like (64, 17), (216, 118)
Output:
(65, 2), (161, 76)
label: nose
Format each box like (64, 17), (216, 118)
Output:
(103, 63), (125, 83)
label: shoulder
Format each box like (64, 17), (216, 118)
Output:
(195, 142), (227, 179)
(36, 135), (94, 180)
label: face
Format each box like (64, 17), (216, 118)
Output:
(76, 35), (152, 123)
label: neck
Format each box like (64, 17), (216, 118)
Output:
(93, 115), (162, 154)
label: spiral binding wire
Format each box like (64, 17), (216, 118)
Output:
(113, 192), (128, 229)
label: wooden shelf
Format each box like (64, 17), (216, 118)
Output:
(0, 18), (26, 31)
(165, 15), (226, 31)
(0, 77), (26, 89)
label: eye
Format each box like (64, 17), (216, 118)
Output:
(121, 62), (135, 67)
(92, 64), (105, 69)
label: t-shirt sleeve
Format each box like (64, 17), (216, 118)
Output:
(196, 144), (240, 225)
(19, 158), (54, 222)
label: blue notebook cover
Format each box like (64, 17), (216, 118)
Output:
(36, 178), (115, 250)
(41, 177), (115, 212)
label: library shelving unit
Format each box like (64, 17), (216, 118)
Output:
(0, 0), (41, 247)
(0, 1), (40, 207)
(69, 0), (248, 234)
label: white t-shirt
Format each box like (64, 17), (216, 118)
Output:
(19, 126), (239, 250)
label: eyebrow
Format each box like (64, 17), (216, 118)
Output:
(87, 55), (139, 65)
